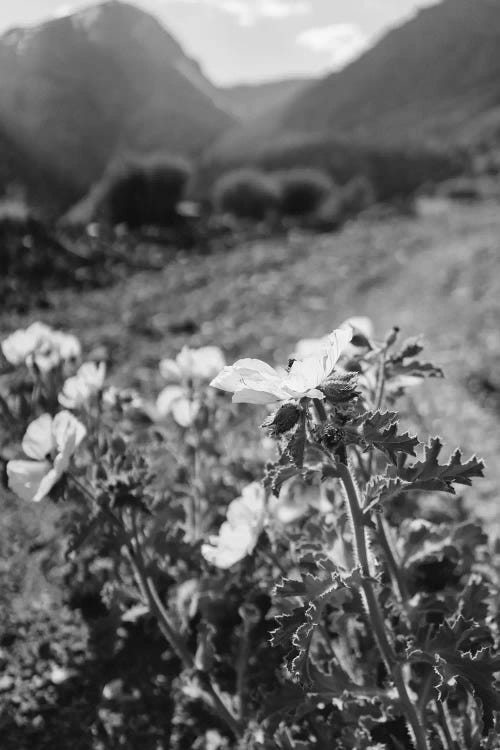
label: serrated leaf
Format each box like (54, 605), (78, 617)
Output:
(398, 438), (485, 492)
(459, 576), (492, 622)
(410, 618), (500, 731)
(286, 413), (307, 469)
(388, 359), (444, 380)
(272, 558), (352, 687)
(347, 410), (419, 463)
(364, 476), (407, 513)
(264, 462), (299, 497)
(392, 336), (424, 361)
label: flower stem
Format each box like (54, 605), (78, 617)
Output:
(335, 461), (428, 750)
(376, 515), (409, 602)
(127, 515), (242, 738)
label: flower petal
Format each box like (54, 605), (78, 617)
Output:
(201, 523), (256, 569)
(232, 388), (283, 405)
(156, 385), (185, 417)
(171, 396), (199, 427)
(52, 411), (87, 459)
(7, 459), (52, 502)
(159, 358), (182, 382)
(22, 414), (56, 460)
(32, 467), (60, 503)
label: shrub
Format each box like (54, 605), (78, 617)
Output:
(338, 175), (376, 217)
(276, 168), (334, 217)
(212, 168), (280, 221)
(95, 155), (192, 229)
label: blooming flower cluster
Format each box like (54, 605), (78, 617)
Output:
(1, 322), (81, 372)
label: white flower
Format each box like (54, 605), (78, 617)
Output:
(294, 317), (373, 362)
(340, 316), (373, 341)
(1, 322), (52, 366)
(59, 362), (106, 409)
(210, 328), (352, 405)
(160, 346), (226, 383)
(7, 412), (86, 502)
(1, 322), (81, 372)
(156, 346), (225, 426)
(156, 385), (199, 428)
(201, 483), (266, 569)
(269, 477), (332, 525)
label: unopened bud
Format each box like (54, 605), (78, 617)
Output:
(385, 326), (400, 349)
(320, 372), (359, 403)
(261, 402), (301, 436)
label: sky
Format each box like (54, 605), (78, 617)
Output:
(0, 0), (441, 85)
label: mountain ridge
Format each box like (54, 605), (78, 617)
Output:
(0, 0), (234, 211)
(208, 0), (500, 176)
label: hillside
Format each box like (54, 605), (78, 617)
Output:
(2, 200), (500, 513)
(0, 1), (233, 212)
(0, 126), (73, 212)
(207, 0), (500, 182)
(220, 78), (312, 121)
(284, 0), (500, 145)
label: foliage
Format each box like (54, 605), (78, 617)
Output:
(201, 133), (464, 204)
(274, 168), (335, 217)
(1, 313), (498, 750)
(94, 155), (192, 229)
(212, 168), (281, 220)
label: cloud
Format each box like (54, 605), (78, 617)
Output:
(165, 0), (311, 26)
(297, 23), (369, 71)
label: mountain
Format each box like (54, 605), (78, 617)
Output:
(0, 1), (233, 212)
(0, 126), (72, 213)
(283, 0), (500, 145)
(206, 0), (500, 188)
(219, 78), (313, 121)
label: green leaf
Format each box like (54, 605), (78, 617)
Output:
(286, 413), (307, 469)
(272, 558), (352, 687)
(347, 410), (419, 463)
(392, 336), (424, 361)
(410, 618), (500, 731)
(388, 360), (444, 380)
(398, 438), (485, 492)
(264, 462), (299, 497)
(459, 576), (492, 622)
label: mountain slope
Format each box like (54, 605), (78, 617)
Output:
(220, 78), (313, 121)
(284, 0), (500, 145)
(207, 0), (500, 181)
(0, 1), (233, 210)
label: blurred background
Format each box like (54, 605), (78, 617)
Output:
(1, 0), (500, 746)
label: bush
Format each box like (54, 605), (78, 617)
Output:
(276, 168), (334, 216)
(338, 175), (376, 217)
(212, 168), (280, 221)
(95, 155), (192, 229)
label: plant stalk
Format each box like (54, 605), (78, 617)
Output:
(127, 515), (242, 738)
(336, 461), (429, 750)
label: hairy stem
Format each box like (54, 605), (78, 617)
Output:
(336, 461), (429, 750)
(128, 514), (242, 738)
(376, 515), (409, 602)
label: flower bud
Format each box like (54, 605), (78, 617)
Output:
(261, 402), (301, 436)
(385, 326), (400, 349)
(320, 372), (359, 403)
